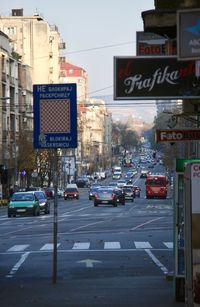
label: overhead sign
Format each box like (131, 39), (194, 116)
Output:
(177, 9), (200, 60)
(156, 129), (200, 142)
(114, 56), (198, 100)
(33, 83), (77, 149)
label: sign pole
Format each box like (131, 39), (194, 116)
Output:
(52, 148), (58, 284)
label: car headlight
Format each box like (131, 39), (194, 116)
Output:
(40, 202), (45, 207)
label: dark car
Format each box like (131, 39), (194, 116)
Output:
(122, 186), (134, 202)
(88, 185), (101, 200)
(34, 191), (50, 214)
(93, 187), (117, 207)
(112, 188), (125, 205)
(64, 187), (79, 200)
(133, 186), (141, 197)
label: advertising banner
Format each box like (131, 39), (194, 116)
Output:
(114, 56), (199, 100)
(156, 129), (200, 142)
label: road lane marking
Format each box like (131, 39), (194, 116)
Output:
(134, 241), (152, 249)
(6, 252), (30, 278)
(40, 243), (60, 251)
(130, 217), (163, 231)
(104, 242), (121, 249)
(70, 220), (108, 231)
(163, 242), (173, 249)
(77, 259), (102, 267)
(145, 249), (168, 274)
(72, 242), (90, 250)
(7, 245), (29, 252)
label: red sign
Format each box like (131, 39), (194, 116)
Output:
(156, 129), (200, 142)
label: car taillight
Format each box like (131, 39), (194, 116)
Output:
(111, 193), (116, 199)
(95, 193), (99, 199)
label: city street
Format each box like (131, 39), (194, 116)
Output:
(0, 168), (184, 306)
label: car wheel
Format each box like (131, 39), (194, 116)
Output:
(94, 203), (98, 207)
(113, 203), (117, 207)
(37, 208), (40, 216)
(131, 198), (134, 202)
(8, 213), (11, 218)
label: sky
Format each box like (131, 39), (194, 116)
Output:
(0, 0), (156, 123)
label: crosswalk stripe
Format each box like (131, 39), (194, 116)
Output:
(7, 245), (30, 252)
(72, 242), (90, 250)
(104, 242), (121, 249)
(134, 241), (152, 249)
(40, 243), (60, 251)
(163, 242), (173, 249)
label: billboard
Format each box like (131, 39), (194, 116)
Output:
(114, 56), (199, 100)
(177, 9), (200, 60)
(156, 129), (200, 142)
(33, 83), (77, 149)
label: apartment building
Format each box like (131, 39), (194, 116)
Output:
(0, 9), (64, 85)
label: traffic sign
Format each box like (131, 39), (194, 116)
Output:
(33, 83), (77, 149)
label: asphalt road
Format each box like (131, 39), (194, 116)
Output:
(0, 166), (185, 306)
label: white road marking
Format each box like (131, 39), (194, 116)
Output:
(163, 242), (173, 249)
(7, 245), (29, 252)
(104, 241), (121, 249)
(72, 242), (90, 250)
(134, 241), (152, 249)
(130, 217), (163, 231)
(77, 258), (102, 267)
(6, 252), (30, 278)
(70, 220), (107, 231)
(145, 248), (168, 274)
(40, 243), (60, 251)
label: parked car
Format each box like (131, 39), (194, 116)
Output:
(8, 191), (40, 217)
(93, 187), (117, 207)
(34, 190), (50, 214)
(122, 186), (134, 202)
(133, 186), (141, 197)
(42, 187), (54, 198)
(112, 188), (125, 205)
(64, 187), (79, 200)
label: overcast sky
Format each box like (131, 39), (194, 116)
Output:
(1, 0), (156, 123)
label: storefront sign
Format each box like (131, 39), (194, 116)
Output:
(114, 56), (198, 100)
(156, 129), (200, 142)
(177, 9), (200, 60)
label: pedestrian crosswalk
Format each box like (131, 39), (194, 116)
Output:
(3, 241), (173, 253)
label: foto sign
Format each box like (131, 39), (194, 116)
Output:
(33, 83), (77, 149)
(156, 129), (200, 142)
(114, 56), (198, 100)
(177, 9), (200, 60)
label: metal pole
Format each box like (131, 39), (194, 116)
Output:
(52, 148), (58, 284)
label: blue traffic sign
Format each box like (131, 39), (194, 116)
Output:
(33, 83), (77, 149)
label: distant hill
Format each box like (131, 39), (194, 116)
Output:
(93, 95), (156, 125)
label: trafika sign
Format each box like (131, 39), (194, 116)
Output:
(156, 129), (200, 142)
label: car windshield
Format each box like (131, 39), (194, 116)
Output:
(65, 188), (78, 192)
(123, 188), (132, 192)
(35, 192), (45, 199)
(146, 179), (165, 186)
(11, 193), (34, 201)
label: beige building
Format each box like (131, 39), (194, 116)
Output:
(0, 30), (33, 194)
(0, 9), (64, 85)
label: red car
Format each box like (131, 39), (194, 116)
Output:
(64, 187), (79, 200)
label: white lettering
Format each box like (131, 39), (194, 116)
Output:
(160, 131), (183, 141)
(124, 66), (179, 93)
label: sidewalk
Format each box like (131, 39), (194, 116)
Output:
(1, 275), (185, 307)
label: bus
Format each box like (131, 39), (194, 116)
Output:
(145, 174), (168, 199)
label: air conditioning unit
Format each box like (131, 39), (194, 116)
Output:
(21, 90), (26, 96)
